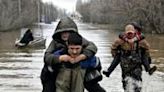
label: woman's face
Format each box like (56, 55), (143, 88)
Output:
(61, 32), (70, 41)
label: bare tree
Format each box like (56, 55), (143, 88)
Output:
(0, 0), (58, 31)
(76, 0), (164, 33)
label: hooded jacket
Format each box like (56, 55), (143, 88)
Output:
(44, 17), (97, 66)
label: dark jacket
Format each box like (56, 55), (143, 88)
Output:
(20, 29), (34, 45)
(107, 38), (150, 76)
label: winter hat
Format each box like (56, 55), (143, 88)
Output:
(125, 24), (135, 34)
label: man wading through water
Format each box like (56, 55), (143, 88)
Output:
(103, 22), (156, 77)
(40, 17), (105, 92)
(103, 24), (155, 92)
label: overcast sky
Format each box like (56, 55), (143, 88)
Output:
(42, 0), (77, 12)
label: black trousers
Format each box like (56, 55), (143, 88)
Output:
(41, 65), (57, 92)
(84, 81), (106, 92)
(42, 78), (56, 92)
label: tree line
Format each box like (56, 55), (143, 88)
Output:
(0, 0), (58, 31)
(76, 0), (164, 34)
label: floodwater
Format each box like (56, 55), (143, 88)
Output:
(0, 21), (164, 92)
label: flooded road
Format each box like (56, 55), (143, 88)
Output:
(0, 21), (164, 92)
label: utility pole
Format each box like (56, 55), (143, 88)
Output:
(18, 0), (21, 15)
(37, 0), (42, 37)
(38, 0), (44, 38)
(38, 0), (40, 23)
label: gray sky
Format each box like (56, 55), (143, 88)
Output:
(42, 0), (77, 12)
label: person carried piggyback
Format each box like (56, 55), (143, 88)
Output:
(102, 23), (157, 92)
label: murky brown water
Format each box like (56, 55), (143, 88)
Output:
(145, 34), (164, 72)
(0, 21), (164, 92)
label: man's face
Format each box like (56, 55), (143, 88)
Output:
(61, 32), (70, 41)
(68, 45), (82, 58)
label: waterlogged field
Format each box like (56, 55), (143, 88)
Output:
(0, 21), (164, 92)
